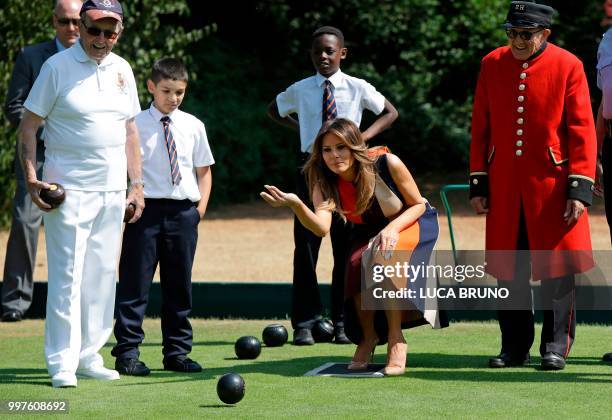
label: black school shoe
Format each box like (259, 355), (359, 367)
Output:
(603, 352), (612, 362)
(115, 358), (151, 376)
(488, 352), (530, 368)
(163, 356), (202, 373)
(541, 352), (566, 370)
(1, 310), (22, 322)
(293, 328), (315, 346)
(333, 326), (351, 344)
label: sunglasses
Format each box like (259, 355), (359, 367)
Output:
(81, 20), (120, 40)
(505, 28), (544, 41)
(55, 16), (79, 26)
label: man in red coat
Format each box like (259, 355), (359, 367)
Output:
(469, 1), (596, 371)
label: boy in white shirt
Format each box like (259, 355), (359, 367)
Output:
(112, 58), (214, 375)
(267, 26), (398, 345)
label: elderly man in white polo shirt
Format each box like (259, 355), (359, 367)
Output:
(17, 0), (144, 388)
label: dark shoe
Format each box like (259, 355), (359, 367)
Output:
(293, 328), (314, 346)
(603, 353), (612, 362)
(541, 352), (566, 370)
(115, 358), (151, 376)
(333, 326), (351, 344)
(163, 356), (202, 373)
(1, 311), (22, 322)
(488, 352), (530, 368)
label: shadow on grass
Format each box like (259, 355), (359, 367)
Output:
(0, 368), (50, 386)
(2, 354), (610, 387)
(111, 353), (612, 387)
(103, 341), (234, 348)
(562, 356), (612, 366)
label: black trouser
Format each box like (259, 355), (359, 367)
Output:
(292, 153), (348, 330)
(497, 210), (576, 358)
(112, 199), (199, 361)
(602, 121), (612, 237)
(1, 140), (45, 316)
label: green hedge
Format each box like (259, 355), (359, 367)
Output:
(0, 0), (606, 224)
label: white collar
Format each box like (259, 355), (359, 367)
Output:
(315, 69), (344, 88)
(148, 103), (178, 123)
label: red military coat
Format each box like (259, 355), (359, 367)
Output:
(470, 43), (596, 280)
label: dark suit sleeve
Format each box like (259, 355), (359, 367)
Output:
(4, 48), (32, 129)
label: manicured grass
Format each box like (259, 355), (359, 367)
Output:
(0, 320), (611, 419)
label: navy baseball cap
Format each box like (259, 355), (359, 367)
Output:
(81, 0), (123, 22)
(503, 1), (555, 28)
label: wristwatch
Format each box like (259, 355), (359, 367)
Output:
(130, 178), (145, 189)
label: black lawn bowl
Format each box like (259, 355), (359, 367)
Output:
(262, 324), (288, 347)
(39, 183), (65, 209)
(217, 373), (245, 404)
(312, 319), (334, 343)
(234, 336), (261, 359)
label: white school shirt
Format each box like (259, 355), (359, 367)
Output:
(276, 70), (386, 152)
(24, 40), (140, 191)
(137, 104), (215, 202)
(598, 27), (612, 119)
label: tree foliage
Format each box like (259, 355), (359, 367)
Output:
(0, 0), (607, 223)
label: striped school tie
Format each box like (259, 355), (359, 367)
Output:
(160, 116), (182, 186)
(322, 80), (338, 123)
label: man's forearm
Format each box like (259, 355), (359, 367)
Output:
(18, 128), (38, 181)
(125, 118), (142, 183)
(17, 111), (44, 184)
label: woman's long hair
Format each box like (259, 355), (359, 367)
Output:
(303, 118), (376, 219)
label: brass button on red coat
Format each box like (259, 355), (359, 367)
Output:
(516, 140), (523, 146)
(518, 96), (525, 102)
(522, 63), (529, 69)
(517, 129), (523, 136)
(519, 84), (526, 91)
(520, 73), (527, 79)
(517, 106), (524, 113)
(517, 118), (524, 124)
(516, 150), (523, 156)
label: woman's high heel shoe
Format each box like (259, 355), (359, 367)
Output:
(348, 338), (379, 370)
(383, 341), (407, 376)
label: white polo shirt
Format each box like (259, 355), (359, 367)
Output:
(24, 40), (140, 191)
(276, 70), (386, 152)
(598, 27), (612, 119)
(137, 104), (215, 202)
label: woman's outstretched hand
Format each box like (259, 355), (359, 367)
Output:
(260, 185), (301, 209)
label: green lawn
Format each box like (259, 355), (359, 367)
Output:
(0, 320), (610, 419)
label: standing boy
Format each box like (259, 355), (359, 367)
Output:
(112, 58), (214, 375)
(268, 26), (398, 345)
